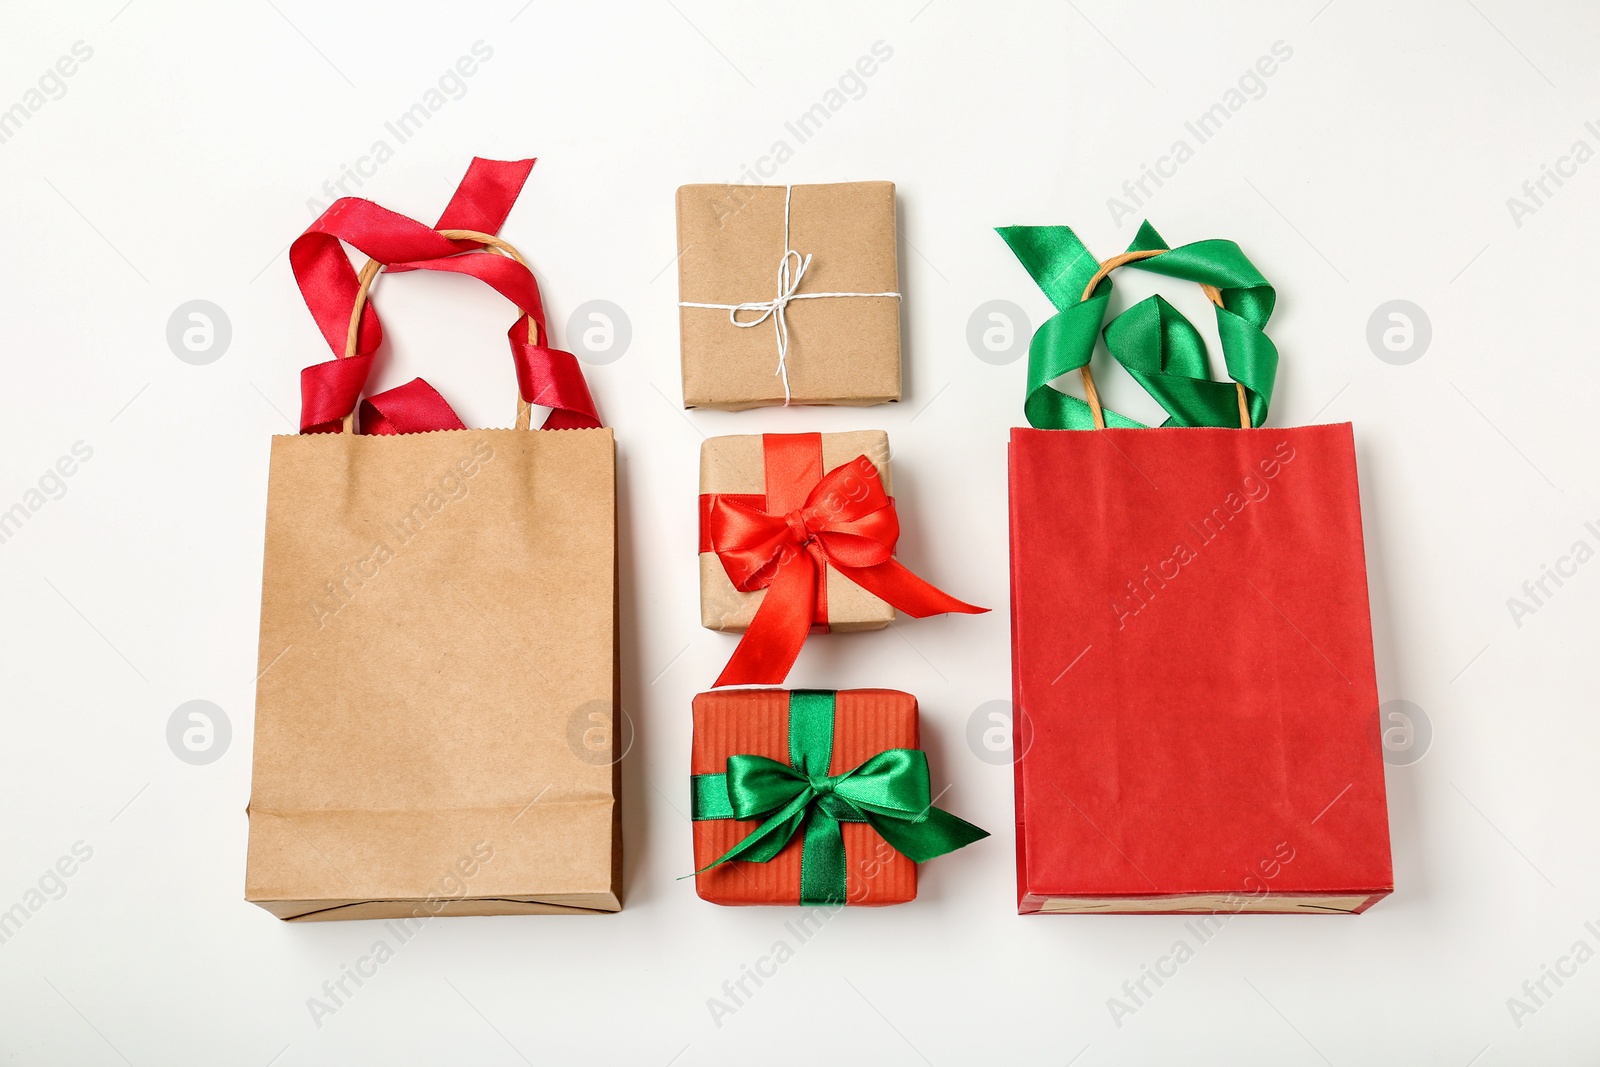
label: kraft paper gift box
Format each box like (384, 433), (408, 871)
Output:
(1001, 221), (1393, 914)
(699, 429), (894, 636)
(676, 181), (901, 410)
(690, 688), (987, 906)
(246, 158), (622, 920)
(700, 430), (986, 687)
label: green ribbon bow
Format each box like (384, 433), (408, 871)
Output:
(996, 220), (1279, 430)
(691, 690), (989, 905)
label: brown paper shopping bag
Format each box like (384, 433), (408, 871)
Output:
(246, 162), (620, 920)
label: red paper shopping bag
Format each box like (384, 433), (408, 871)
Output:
(1002, 222), (1392, 914)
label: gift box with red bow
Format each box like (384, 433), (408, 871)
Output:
(698, 431), (986, 687)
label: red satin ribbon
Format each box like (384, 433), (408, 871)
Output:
(291, 156), (601, 434)
(705, 434), (987, 687)
(358, 378), (464, 435)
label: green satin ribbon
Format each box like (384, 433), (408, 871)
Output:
(690, 690), (988, 905)
(997, 220), (1279, 429)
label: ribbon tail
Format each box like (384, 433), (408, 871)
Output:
(863, 807), (990, 864)
(714, 553), (817, 687)
(693, 788), (813, 874)
(834, 559), (987, 619)
(434, 157), (536, 233)
(798, 808), (847, 906)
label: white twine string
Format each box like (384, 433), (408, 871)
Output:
(680, 184), (901, 405)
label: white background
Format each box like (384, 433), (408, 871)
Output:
(0, 0), (1596, 1063)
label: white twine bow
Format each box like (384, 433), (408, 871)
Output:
(680, 184), (901, 405)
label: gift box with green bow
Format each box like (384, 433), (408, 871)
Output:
(691, 688), (988, 906)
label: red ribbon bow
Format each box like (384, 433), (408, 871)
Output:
(707, 442), (986, 687)
(291, 156), (601, 434)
